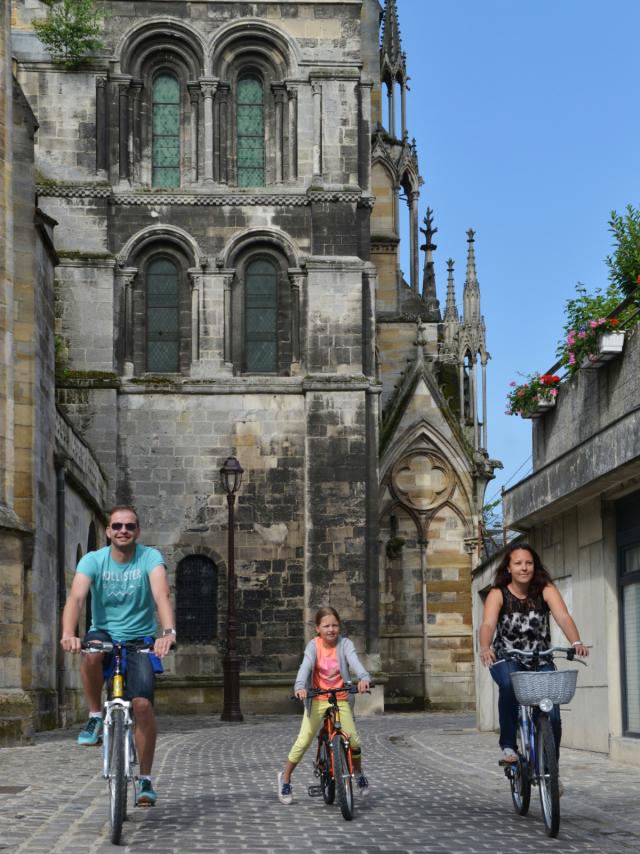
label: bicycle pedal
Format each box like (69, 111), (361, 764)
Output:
(307, 785), (323, 797)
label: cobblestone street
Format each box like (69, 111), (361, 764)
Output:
(1, 713), (639, 853)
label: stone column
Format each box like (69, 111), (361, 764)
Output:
(118, 80), (132, 182)
(187, 83), (200, 184)
(96, 77), (108, 175)
(387, 82), (395, 138)
(188, 269), (202, 366)
(358, 81), (372, 193)
(311, 80), (323, 178)
(472, 357), (479, 449)
(288, 270), (305, 370)
(400, 81), (407, 139)
(287, 86), (298, 182)
(272, 84), (286, 185)
(200, 79), (218, 184)
(129, 80), (143, 184)
(117, 267), (138, 377)
(459, 361), (465, 422)
(217, 84), (230, 184)
(223, 272), (234, 367)
(409, 190), (420, 291)
(481, 357), (488, 450)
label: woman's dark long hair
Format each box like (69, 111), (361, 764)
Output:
(492, 541), (553, 599)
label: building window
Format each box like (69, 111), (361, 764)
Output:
(176, 555), (218, 643)
(617, 491), (640, 736)
(152, 73), (180, 188)
(146, 258), (179, 372)
(245, 258), (277, 372)
(236, 76), (265, 187)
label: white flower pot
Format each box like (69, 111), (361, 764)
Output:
(581, 330), (625, 369)
(520, 396), (556, 419)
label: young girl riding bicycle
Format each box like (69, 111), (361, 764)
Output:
(278, 607), (371, 804)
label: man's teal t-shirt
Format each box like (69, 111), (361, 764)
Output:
(77, 544), (164, 639)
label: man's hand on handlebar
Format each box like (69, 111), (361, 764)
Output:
(60, 635), (82, 653)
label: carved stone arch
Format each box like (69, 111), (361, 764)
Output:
(219, 227), (300, 270)
(209, 18), (300, 78)
(117, 224), (206, 269)
(116, 226), (204, 376)
(425, 500), (475, 541)
(118, 19), (205, 77)
(380, 420), (476, 514)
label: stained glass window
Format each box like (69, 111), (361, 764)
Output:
(245, 259), (277, 372)
(152, 74), (180, 188)
(147, 258), (179, 372)
(237, 76), (265, 187)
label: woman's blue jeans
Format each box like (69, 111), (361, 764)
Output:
(490, 658), (561, 756)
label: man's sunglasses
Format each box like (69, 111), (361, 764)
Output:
(109, 522), (138, 531)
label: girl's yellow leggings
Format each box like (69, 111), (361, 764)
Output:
(287, 699), (361, 764)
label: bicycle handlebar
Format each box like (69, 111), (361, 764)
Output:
(503, 646), (588, 665)
(290, 684), (374, 700)
(80, 640), (155, 654)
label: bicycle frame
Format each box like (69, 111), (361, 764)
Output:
(314, 696), (353, 780)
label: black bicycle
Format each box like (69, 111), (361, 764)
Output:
(500, 646), (586, 837)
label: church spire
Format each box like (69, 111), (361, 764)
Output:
(463, 228), (481, 322)
(420, 208), (441, 320)
(380, 0), (407, 85)
(444, 258), (459, 323)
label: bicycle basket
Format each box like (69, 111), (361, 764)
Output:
(510, 669), (578, 706)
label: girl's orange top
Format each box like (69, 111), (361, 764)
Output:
(313, 636), (347, 700)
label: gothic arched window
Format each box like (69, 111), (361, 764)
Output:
(152, 73), (181, 188)
(236, 76), (265, 187)
(176, 555), (218, 643)
(245, 258), (277, 372)
(146, 257), (179, 372)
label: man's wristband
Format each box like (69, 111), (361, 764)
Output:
(162, 628), (177, 637)
(571, 641), (583, 647)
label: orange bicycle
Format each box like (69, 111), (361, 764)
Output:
(305, 685), (367, 821)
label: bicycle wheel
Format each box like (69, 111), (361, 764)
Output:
(331, 733), (353, 821)
(108, 707), (128, 845)
(319, 739), (335, 805)
(536, 715), (560, 837)
(510, 730), (531, 816)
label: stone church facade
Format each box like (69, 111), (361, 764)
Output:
(2, 0), (498, 739)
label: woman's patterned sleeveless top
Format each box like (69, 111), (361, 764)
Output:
(492, 585), (551, 660)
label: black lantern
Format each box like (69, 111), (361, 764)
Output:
(220, 456), (244, 496)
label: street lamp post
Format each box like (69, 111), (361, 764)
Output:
(220, 456), (244, 722)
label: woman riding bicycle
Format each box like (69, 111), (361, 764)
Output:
(479, 541), (589, 766)
(277, 607), (370, 805)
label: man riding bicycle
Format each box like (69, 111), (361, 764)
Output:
(60, 505), (176, 806)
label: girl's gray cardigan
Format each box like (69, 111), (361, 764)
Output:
(294, 635), (371, 715)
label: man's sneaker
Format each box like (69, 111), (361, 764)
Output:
(277, 771), (293, 805)
(356, 774), (370, 797)
(77, 717), (103, 746)
(136, 778), (157, 807)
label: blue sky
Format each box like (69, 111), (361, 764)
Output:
(394, 0), (640, 513)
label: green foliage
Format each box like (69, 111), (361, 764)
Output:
(505, 373), (560, 418)
(33, 0), (103, 68)
(606, 205), (640, 298)
(555, 281), (635, 374)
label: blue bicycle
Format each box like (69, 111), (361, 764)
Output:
(500, 646), (585, 838)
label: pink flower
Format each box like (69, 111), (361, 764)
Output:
(578, 331), (587, 339)
(550, 388), (558, 397)
(509, 381), (517, 387)
(589, 320), (598, 328)
(569, 354), (576, 365)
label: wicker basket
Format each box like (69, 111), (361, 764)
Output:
(510, 669), (578, 706)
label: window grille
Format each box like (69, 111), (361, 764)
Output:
(152, 74), (180, 188)
(237, 76), (265, 187)
(146, 258), (179, 372)
(176, 555), (218, 643)
(245, 259), (277, 372)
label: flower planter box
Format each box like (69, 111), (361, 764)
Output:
(520, 397), (557, 419)
(581, 331), (625, 369)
